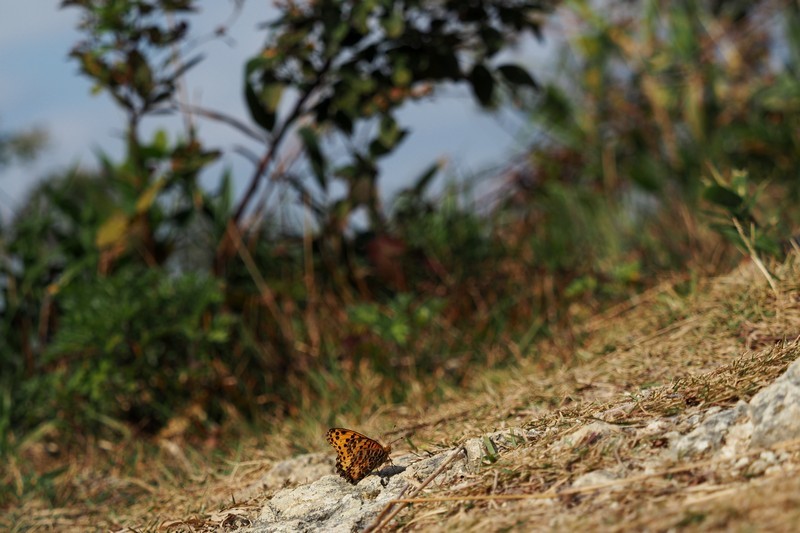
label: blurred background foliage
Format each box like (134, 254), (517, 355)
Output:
(1, 0), (799, 471)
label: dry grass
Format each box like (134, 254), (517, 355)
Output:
(4, 255), (800, 531)
(379, 257), (800, 531)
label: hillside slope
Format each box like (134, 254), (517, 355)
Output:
(9, 257), (800, 531)
(247, 257), (800, 531)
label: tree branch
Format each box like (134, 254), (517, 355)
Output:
(231, 56), (333, 227)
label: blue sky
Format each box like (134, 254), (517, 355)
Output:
(0, 1), (558, 221)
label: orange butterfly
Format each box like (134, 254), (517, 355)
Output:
(326, 428), (392, 484)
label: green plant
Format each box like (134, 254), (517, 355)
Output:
(62, 0), (220, 274)
(230, 0), (548, 261)
(702, 167), (781, 256)
(38, 266), (229, 434)
(0, 118), (47, 168)
(528, 0), (800, 199)
(348, 293), (445, 347)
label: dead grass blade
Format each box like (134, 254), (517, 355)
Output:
(366, 446), (466, 532)
(389, 437), (800, 504)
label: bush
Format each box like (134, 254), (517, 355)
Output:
(5, 266), (231, 440)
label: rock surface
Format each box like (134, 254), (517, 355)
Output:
(749, 358), (800, 448)
(671, 357), (800, 461)
(247, 427), (537, 532)
(245, 357), (800, 532)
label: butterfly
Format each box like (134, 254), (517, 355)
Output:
(326, 428), (392, 484)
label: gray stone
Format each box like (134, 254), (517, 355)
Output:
(749, 358), (800, 448)
(252, 475), (410, 532)
(550, 421), (621, 453)
(669, 357), (800, 460)
(670, 402), (749, 458)
(248, 447), (470, 532)
(233, 453), (333, 503)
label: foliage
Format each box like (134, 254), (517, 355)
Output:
(523, 0), (800, 244)
(0, 120), (47, 168)
(348, 294), (442, 348)
(234, 0), (547, 239)
(0, 171), (231, 447)
(61, 0), (220, 272)
(702, 167), (782, 256)
(62, 0), (200, 127)
(27, 266), (229, 435)
(1, 0), (553, 450)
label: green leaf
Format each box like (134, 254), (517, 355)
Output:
(369, 116), (407, 157)
(333, 110), (354, 135)
(391, 63), (412, 87)
(129, 50), (154, 99)
(702, 184), (744, 210)
(351, 0), (373, 34)
(262, 82), (284, 114)
(152, 129), (169, 152)
(298, 127), (327, 190)
(389, 321), (410, 346)
(244, 55), (272, 76)
(244, 79), (276, 132)
(334, 164), (357, 181)
(427, 51), (462, 80)
(411, 161), (441, 196)
(381, 8), (405, 39)
(482, 436), (498, 463)
(497, 64), (538, 89)
(469, 63), (495, 106)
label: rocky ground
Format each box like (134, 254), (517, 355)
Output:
(222, 258), (800, 532)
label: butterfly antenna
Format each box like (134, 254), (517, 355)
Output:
(388, 433), (407, 447)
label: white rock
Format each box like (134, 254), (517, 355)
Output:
(749, 358), (800, 449)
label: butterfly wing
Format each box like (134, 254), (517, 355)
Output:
(326, 428), (361, 482)
(326, 428), (391, 484)
(348, 438), (390, 483)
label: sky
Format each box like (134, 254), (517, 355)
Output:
(0, 0), (560, 222)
